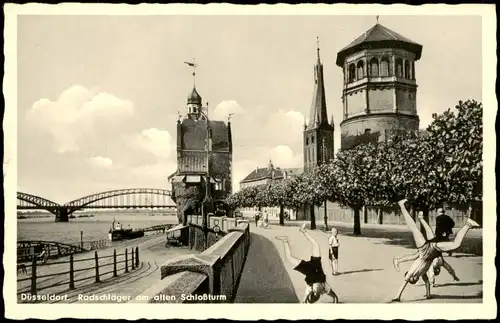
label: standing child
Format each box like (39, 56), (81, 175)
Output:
(328, 228), (340, 275)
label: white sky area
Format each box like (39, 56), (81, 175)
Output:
(16, 14), (482, 202)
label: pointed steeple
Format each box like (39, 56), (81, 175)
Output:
(307, 37), (329, 130)
(330, 114), (335, 127)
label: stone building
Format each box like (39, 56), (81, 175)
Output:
(335, 22), (422, 150)
(298, 39), (335, 224)
(239, 160), (303, 218)
(168, 84), (233, 219)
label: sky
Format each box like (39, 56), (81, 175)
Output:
(15, 13), (482, 203)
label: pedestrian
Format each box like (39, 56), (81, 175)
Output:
(263, 211), (269, 228)
(254, 211), (261, 227)
(328, 227), (340, 275)
(435, 207), (455, 256)
(276, 224), (339, 303)
(391, 199), (479, 302)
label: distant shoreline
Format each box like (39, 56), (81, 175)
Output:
(17, 210), (177, 219)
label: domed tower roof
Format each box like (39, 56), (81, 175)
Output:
(336, 23), (422, 66)
(187, 87), (202, 105)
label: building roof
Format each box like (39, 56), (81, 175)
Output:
(307, 46), (332, 131)
(336, 23), (422, 66)
(187, 87), (202, 105)
(240, 163), (304, 184)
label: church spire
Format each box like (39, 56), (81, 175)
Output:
(307, 37), (329, 130)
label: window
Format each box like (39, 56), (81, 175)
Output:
(404, 60), (411, 79)
(348, 64), (356, 83)
(412, 61), (416, 79)
(357, 61), (365, 80)
(395, 58), (403, 78)
(311, 136), (315, 144)
(380, 57), (390, 76)
(369, 58), (379, 77)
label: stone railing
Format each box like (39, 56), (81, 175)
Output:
(135, 217), (251, 303)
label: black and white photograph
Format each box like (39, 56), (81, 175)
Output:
(3, 3), (496, 320)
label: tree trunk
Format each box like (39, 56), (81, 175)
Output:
(353, 207), (361, 235)
(323, 200), (329, 231)
(378, 208), (383, 225)
(421, 207), (430, 239)
(279, 204), (285, 226)
(310, 204), (316, 230)
(363, 206), (368, 224)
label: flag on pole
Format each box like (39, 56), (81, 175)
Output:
(184, 61), (196, 67)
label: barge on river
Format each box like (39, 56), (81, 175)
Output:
(108, 219), (144, 241)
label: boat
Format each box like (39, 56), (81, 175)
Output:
(108, 218), (145, 241)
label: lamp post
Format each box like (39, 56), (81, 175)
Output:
(199, 108), (212, 250)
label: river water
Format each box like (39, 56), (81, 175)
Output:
(17, 212), (179, 246)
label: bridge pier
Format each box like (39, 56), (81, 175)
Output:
(55, 209), (69, 222)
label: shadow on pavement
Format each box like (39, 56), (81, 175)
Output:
(339, 268), (383, 275)
(336, 226), (482, 256)
(435, 280), (483, 288)
(234, 233), (299, 303)
(268, 219), (482, 256)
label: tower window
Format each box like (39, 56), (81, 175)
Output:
(395, 58), (403, 78)
(357, 61), (365, 80)
(348, 64), (356, 83)
(380, 57), (390, 77)
(404, 60), (411, 79)
(411, 61), (416, 80)
(370, 58), (379, 77)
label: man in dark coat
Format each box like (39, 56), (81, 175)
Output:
(435, 208), (455, 256)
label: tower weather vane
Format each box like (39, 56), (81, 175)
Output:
(376, 15), (379, 24)
(228, 113), (234, 123)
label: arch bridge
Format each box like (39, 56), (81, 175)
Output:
(17, 189), (176, 222)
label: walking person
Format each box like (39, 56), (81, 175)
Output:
(393, 212), (460, 286)
(435, 207), (455, 256)
(254, 211), (261, 227)
(263, 211), (269, 228)
(391, 199), (479, 302)
(328, 227), (340, 275)
(276, 224), (339, 303)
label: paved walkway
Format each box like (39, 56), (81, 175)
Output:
(236, 221), (482, 303)
(17, 233), (196, 303)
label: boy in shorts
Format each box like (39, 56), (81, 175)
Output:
(276, 224), (339, 303)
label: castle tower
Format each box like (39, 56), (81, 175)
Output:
(335, 20), (423, 150)
(186, 87), (203, 120)
(304, 38), (335, 173)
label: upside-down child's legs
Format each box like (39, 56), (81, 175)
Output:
(300, 224), (321, 257)
(393, 251), (419, 271)
(276, 237), (302, 268)
(398, 199), (427, 248)
(436, 219), (479, 252)
(418, 213), (435, 240)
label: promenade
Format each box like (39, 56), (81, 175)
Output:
(17, 234), (196, 303)
(236, 219), (482, 303)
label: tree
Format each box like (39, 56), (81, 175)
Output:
(294, 171), (331, 230)
(172, 184), (203, 224)
(318, 143), (379, 235)
(425, 100), (483, 209)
